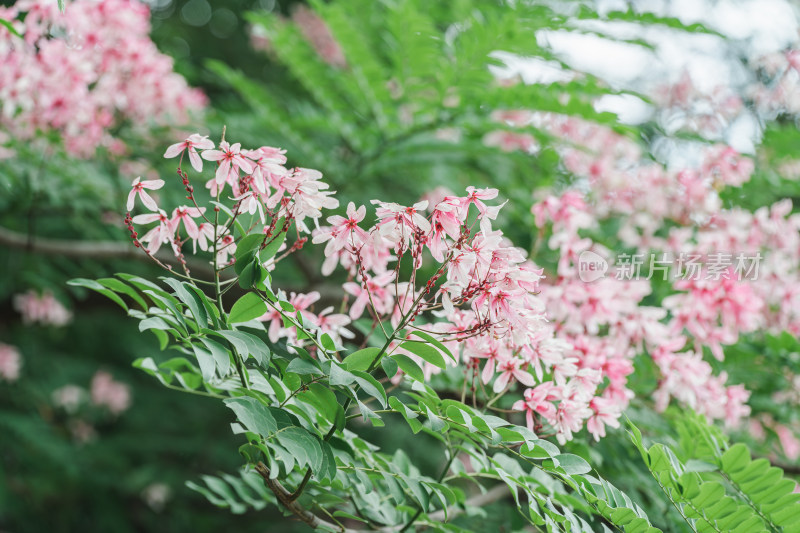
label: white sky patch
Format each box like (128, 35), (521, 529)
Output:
(725, 112), (760, 154)
(594, 93), (653, 124)
(489, 0), (798, 161)
(536, 29), (656, 87)
(673, 0), (798, 53)
(488, 51), (574, 84)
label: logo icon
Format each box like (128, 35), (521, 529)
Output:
(578, 250), (608, 282)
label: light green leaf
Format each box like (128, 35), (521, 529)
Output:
(390, 354), (424, 381)
(409, 330), (454, 360)
(342, 347), (381, 372)
(398, 341), (446, 369)
(229, 293), (268, 324)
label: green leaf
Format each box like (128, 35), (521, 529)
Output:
(186, 284), (222, 328)
(390, 354), (424, 381)
(68, 278), (127, 311)
(397, 341), (446, 369)
(554, 454), (592, 475)
(199, 337), (231, 376)
(234, 234), (265, 274)
(275, 426), (323, 472)
(162, 278), (208, 330)
(401, 475), (430, 512)
(351, 370), (387, 408)
(721, 443), (750, 474)
(342, 347), (381, 372)
(297, 383), (339, 423)
(0, 18), (21, 38)
(237, 260), (260, 289)
(216, 330), (271, 367)
(388, 396), (421, 434)
(96, 278), (147, 310)
(138, 316), (173, 333)
(285, 358), (324, 376)
(224, 397), (277, 437)
(192, 344), (217, 381)
(409, 330), (454, 360)
(380, 355), (398, 378)
(228, 292), (268, 324)
(329, 361), (357, 386)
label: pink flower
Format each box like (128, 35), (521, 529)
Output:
(235, 192), (266, 224)
(90, 371), (131, 416)
(195, 223), (217, 252)
(512, 383), (561, 432)
(246, 146), (288, 194)
(127, 177), (164, 212)
(289, 168), (339, 225)
(462, 186), (499, 217)
(311, 306), (353, 342)
(373, 200), (431, 249)
(585, 397), (621, 441)
(775, 424), (800, 461)
(201, 141), (254, 186)
(313, 202), (369, 256)
(169, 206), (206, 240)
(493, 356), (536, 393)
(554, 398), (593, 444)
(343, 271), (395, 319)
(133, 210), (172, 254)
(164, 134), (215, 172)
(0, 344), (22, 382)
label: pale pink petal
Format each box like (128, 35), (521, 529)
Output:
(164, 143), (185, 158)
(140, 191), (159, 212)
(141, 179), (164, 190)
(493, 372), (510, 393)
(188, 149), (203, 172)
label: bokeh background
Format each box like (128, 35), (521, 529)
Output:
(2, 0), (800, 531)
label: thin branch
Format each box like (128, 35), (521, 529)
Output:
(0, 225), (216, 276)
(255, 462), (356, 532)
(255, 460), (510, 533)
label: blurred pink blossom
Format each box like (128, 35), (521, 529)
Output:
(13, 290), (72, 326)
(0, 344), (22, 382)
(90, 371), (131, 415)
(52, 384), (85, 413)
(0, 0), (206, 157)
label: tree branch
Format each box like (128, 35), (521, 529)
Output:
(254, 460), (511, 532)
(255, 462), (356, 532)
(0, 225), (215, 277)
(0, 225), (348, 298)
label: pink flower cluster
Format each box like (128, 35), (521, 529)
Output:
(13, 290), (72, 326)
(258, 290), (353, 347)
(0, 343), (22, 382)
(90, 370), (131, 416)
(310, 187), (618, 444)
(50, 372), (131, 443)
(128, 134), (338, 266)
(651, 71), (744, 139)
(749, 48), (800, 119)
(520, 108), (800, 434)
(0, 0), (205, 157)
